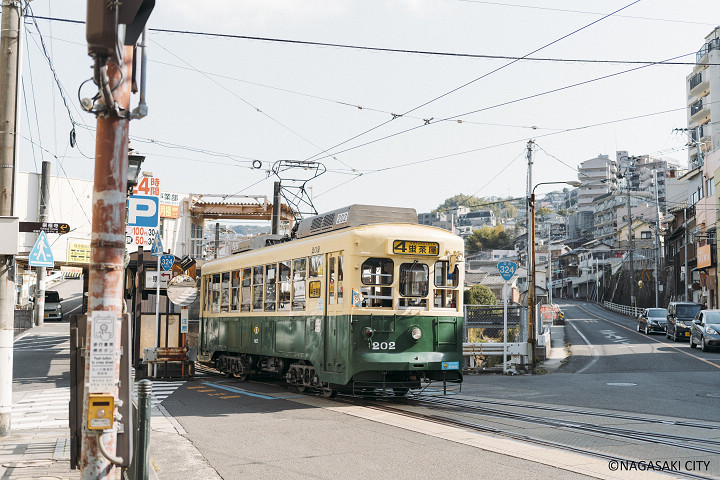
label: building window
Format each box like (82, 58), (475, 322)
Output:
(641, 231), (652, 239)
(707, 178), (715, 196)
(190, 223), (203, 258)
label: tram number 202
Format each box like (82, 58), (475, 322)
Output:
(371, 341), (396, 350)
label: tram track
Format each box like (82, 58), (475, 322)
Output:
(409, 395), (720, 454)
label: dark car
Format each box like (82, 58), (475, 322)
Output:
(637, 308), (667, 335)
(666, 302), (702, 342)
(690, 310), (720, 352)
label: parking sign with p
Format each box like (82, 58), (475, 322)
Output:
(127, 195), (159, 227)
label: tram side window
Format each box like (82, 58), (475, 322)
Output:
(202, 276), (210, 313)
(265, 263), (277, 311)
(220, 272), (230, 312)
(337, 256), (344, 304)
(279, 261), (291, 311)
(434, 261), (459, 309)
(241, 268), (251, 312)
(212, 274), (221, 313)
(360, 258), (393, 308)
(230, 271), (240, 312)
(252, 266), (264, 311)
(399, 262), (428, 309)
(292, 258), (306, 311)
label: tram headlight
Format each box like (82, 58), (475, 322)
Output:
(410, 326), (422, 341)
(363, 327), (374, 338)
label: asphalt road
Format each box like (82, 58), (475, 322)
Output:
(460, 299), (720, 421)
(13, 278), (83, 392)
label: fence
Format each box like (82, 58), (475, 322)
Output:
(463, 304), (529, 371)
(603, 301), (643, 318)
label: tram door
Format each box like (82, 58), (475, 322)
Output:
(324, 252), (344, 373)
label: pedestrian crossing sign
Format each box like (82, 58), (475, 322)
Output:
(151, 235), (163, 257)
(29, 231), (54, 267)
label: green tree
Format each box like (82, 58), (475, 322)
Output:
(464, 284), (497, 305)
(465, 224), (512, 253)
(537, 206), (553, 217)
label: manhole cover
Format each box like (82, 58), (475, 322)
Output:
(606, 382), (637, 386)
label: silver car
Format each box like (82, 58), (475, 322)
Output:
(690, 310), (720, 352)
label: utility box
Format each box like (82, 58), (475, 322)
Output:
(0, 217), (19, 255)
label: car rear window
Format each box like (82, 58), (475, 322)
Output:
(676, 305), (701, 317)
(45, 291), (61, 303)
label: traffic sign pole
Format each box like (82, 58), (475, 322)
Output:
(503, 282), (508, 375)
(497, 261), (517, 375)
(150, 236), (164, 378)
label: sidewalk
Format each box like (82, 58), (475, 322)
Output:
(0, 322), (219, 479)
(540, 323), (567, 373)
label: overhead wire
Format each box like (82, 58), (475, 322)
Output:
(454, 0), (718, 26)
(303, 0), (643, 163)
(149, 38), (356, 173)
(308, 50), (691, 164)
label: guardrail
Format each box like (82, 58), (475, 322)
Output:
(603, 301), (643, 318)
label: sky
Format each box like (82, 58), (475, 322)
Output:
(9, 0), (720, 218)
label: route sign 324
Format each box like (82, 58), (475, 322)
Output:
(497, 261), (517, 281)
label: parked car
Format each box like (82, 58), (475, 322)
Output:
(690, 310), (720, 352)
(666, 302), (702, 342)
(43, 290), (63, 321)
(637, 308), (667, 335)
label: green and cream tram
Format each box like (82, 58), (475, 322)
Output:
(199, 205), (464, 396)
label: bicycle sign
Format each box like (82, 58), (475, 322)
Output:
(497, 261), (517, 282)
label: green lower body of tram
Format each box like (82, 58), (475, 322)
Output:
(200, 313), (463, 396)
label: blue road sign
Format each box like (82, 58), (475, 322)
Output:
(29, 231), (54, 267)
(160, 254), (174, 271)
(150, 236), (164, 257)
(497, 261), (517, 282)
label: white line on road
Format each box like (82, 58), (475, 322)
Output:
(566, 320), (600, 374)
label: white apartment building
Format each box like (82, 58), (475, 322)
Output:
(577, 154), (617, 213)
(687, 26), (720, 166)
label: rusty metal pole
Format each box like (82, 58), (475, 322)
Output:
(80, 46), (133, 479)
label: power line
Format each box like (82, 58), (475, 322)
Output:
(25, 13), (712, 66)
(304, 0), (643, 163)
(454, 0), (718, 26)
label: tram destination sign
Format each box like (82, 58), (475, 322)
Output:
(19, 222), (70, 234)
(392, 240), (439, 256)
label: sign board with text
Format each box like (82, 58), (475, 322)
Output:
(145, 270), (172, 289)
(20, 222), (70, 234)
(126, 175), (160, 250)
(68, 242), (91, 263)
(160, 191), (181, 219)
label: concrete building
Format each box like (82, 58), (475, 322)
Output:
(577, 154), (617, 213)
(686, 26), (720, 167)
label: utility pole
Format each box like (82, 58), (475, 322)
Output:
(653, 170), (662, 307)
(33, 161), (51, 327)
(81, 1), (154, 476)
(526, 140), (536, 368)
(0, 0), (22, 438)
(80, 46), (134, 478)
(625, 157), (635, 307)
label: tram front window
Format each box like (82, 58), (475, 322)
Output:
(434, 261), (459, 309)
(399, 261), (428, 309)
(361, 258), (393, 308)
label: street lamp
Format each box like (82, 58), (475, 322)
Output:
(528, 180), (581, 368)
(127, 151), (145, 196)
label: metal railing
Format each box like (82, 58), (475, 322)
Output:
(603, 301), (643, 318)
